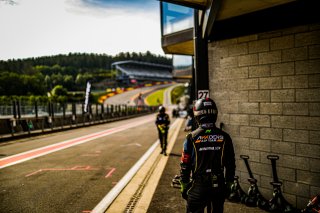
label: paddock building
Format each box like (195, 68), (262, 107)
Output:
(159, 0), (320, 208)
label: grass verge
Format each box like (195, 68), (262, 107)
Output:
(145, 88), (165, 106)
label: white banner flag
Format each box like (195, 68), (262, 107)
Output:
(84, 81), (91, 113)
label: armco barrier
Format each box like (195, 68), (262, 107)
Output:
(0, 104), (157, 142)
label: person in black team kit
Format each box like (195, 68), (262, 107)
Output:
(180, 98), (235, 213)
(155, 105), (170, 156)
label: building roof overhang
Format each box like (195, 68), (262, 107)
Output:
(160, 0), (296, 21)
(160, 0), (310, 55)
(161, 28), (194, 55)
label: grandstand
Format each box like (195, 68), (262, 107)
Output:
(111, 60), (172, 85)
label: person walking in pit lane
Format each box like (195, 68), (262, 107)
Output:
(155, 105), (170, 156)
(179, 98), (236, 213)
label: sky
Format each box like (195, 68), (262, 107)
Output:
(0, 0), (165, 60)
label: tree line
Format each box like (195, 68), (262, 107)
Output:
(0, 51), (172, 97)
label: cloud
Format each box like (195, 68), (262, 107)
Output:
(0, 0), (19, 6)
(0, 0), (164, 60)
(80, 0), (156, 9)
(66, 0), (158, 17)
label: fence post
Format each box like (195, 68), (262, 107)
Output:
(17, 100), (21, 119)
(35, 100), (38, 119)
(111, 105), (114, 117)
(100, 104), (104, 120)
(71, 102), (76, 126)
(62, 103), (66, 119)
(12, 100), (17, 119)
(82, 103), (85, 125)
(48, 101), (53, 129)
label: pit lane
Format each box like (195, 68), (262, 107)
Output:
(0, 114), (161, 213)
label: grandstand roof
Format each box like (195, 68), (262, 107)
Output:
(112, 60), (173, 81)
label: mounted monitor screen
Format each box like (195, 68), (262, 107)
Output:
(172, 55), (193, 78)
(162, 2), (194, 35)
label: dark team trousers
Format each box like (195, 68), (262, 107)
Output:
(186, 182), (225, 213)
(158, 130), (168, 152)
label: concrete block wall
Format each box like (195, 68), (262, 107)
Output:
(208, 23), (320, 208)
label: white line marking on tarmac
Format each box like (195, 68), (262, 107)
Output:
(105, 168), (116, 178)
(25, 165), (100, 177)
(120, 143), (142, 147)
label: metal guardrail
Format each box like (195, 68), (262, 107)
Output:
(0, 102), (156, 141)
(0, 102), (102, 119)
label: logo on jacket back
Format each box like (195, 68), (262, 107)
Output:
(195, 135), (224, 143)
(158, 116), (168, 121)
